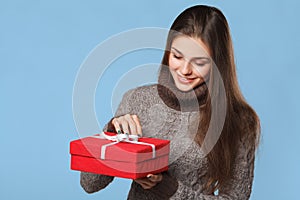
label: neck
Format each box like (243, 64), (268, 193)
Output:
(157, 66), (208, 112)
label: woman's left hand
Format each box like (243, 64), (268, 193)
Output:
(134, 173), (163, 190)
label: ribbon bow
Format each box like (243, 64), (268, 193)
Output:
(91, 132), (156, 160)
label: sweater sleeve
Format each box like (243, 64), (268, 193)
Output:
(80, 89), (135, 193)
(150, 133), (257, 200)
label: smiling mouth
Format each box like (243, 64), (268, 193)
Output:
(177, 75), (195, 84)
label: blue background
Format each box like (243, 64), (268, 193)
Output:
(1, 0), (299, 199)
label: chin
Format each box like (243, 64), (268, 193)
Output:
(175, 84), (194, 92)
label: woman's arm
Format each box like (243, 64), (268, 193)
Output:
(80, 172), (114, 193)
(79, 89), (135, 193)
(149, 133), (257, 200)
(215, 133), (257, 200)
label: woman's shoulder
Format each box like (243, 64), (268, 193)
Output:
(120, 84), (161, 112)
(123, 84), (159, 100)
(132, 84), (158, 93)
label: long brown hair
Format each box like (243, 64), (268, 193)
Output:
(160, 5), (260, 193)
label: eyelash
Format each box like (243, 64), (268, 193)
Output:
(172, 53), (206, 67)
(173, 54), (182, 59)
(194, 63), (205, 67)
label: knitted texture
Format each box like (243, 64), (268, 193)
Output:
(80, 85), (256, 200)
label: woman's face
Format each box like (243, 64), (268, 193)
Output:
(168, 36), (212, 92)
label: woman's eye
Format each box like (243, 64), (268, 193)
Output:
(194, 62), (205, 67)
(173, 54), (182, 59)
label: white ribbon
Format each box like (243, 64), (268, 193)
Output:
(91, 132), (156, 160)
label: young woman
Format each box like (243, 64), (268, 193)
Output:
(80, 5), (260, 199)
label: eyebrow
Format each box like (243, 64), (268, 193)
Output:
(171, 47), (210, 61)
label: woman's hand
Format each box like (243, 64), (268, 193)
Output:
(112, 115), (162, 189)
(112, 114), (142, 136)
(134, 174), (163, 189)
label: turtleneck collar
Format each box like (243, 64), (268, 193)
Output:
(157, 65), (208, 112)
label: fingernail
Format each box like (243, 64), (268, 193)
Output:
(147, 174), (152, 178)
(117, 130), (122, 134)
(125, 132), (129, 135)
(137, 134), (142, 138)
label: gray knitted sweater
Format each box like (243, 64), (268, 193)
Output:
(80, 84), (256, 200)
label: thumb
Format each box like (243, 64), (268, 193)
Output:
(147, 174), (162, 183)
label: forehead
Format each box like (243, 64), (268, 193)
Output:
(171, 35), (211, 57)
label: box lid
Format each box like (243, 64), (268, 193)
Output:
(70, 132), (170, 163)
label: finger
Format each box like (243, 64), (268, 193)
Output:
(119, 117), (130, 135)
(124, 114), (137, 135)
(147, 174), (162, 183)
(135, 178), (149, 184)
(132, 115), (142, 137)
(135, 179), (156, 189)
(112, 118), (122, 134)
(140, 182), (153, 190)
(143, 183), (156, 190)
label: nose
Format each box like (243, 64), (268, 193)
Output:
(179, 59), (193, 75)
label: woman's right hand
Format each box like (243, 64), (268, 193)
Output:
(112, 114), (142, 137)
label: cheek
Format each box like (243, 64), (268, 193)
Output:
(168, 56), (181, 70)
(194, 64), (211, 80)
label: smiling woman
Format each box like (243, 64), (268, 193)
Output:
(80, 4), (260, 199)
(168, 36), (212, 92)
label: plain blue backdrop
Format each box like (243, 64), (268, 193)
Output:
(1, 0), (299, 199)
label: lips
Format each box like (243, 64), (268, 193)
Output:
(177, 74), (195, 84)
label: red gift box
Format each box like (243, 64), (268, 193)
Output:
(70, 132), (170, 179)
